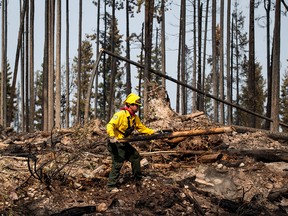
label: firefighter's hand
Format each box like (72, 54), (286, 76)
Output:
(109, 137), (118, 143)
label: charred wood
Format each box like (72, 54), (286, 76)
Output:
(267, 186), (288, 202)
(50, 206), (96, 216)
(233, 125), (288, 141)
(224, 149), (288, 163)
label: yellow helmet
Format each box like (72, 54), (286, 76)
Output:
(124, 93), (142, 106)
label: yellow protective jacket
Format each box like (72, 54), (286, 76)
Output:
(106, 110), (154, 139)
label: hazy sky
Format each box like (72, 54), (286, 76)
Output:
(1, 1), (287, 107)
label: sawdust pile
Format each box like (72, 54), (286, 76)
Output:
(1, 88), (288, 215)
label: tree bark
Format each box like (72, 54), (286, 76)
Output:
(25, 0), (29, 132)
(143, 0), (154, 118)
(55, 0), (61, 129)
(180, 0), (186, 115)
(212, 0), (218, 122)
(108, 0), (116, 120)
(48, 0), (55, 131)
(160, 0), (166, 89)
(1, 0), (7, 127)
(219, 0), (224, 124)
(76, 0), (82, 124)
(248, 0), (256, 128)
(226, 0), (232, 124)
(65, 0), (70, 127)
(94, 0), (101, 119)
(42, 0), (49, 131)
(29, 0), (35, 132)
(271, 0), (281, 132)
(192, 0), (197, 112)
(197, 2), (203, 111)
(125, 0), (131, 95)
(264, 0), (272, 130)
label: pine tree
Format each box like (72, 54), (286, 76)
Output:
(71, 40), (95, 123)
(0, 62), (16, 126)
(237, 61), (266, 128)
(231, 4), (249, 125)
(203, 73), (213, 119)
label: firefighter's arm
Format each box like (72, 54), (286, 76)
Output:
(135, 116), (155, 135)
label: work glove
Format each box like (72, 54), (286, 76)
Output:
(155, 129), (173, 134)
(109, 137), (118, 143)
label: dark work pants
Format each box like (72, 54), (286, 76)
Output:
(107, 142), (141, 188)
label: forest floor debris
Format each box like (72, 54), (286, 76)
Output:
(1, 90), (288, 215)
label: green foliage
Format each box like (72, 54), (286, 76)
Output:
(71, 40), (95, 122)
(203, 73), (214, 119)
(34, 70), (43, 131)
(88, 12), (125, 120)
(237, 61), (266, 128)
(0, 61), (17, 125)
(280, 69), (288, 132)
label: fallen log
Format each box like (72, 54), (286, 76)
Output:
(140, 150), (206, 156)
(141, 151), (222, 163)
(198, 153), (223, 163)
(51, 206), (96, 216)
(165, 136), (187, 144)
(224, 149), (288, 163)
(179, 111), (205, 121)
(233, 125), (288, 141)
(118, 126), (233, 143)
(267, 186), (288, 202)
(183, 188), (205, 216)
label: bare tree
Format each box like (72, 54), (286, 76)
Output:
(219, 0), (224, 124)
(48, 0), (55, 130)
(271, 0), (281, 131)
(43, 0), (49, 131)
(29, 0), (35, 132)
(212, 0), (218, 122)
(176, 3), (182, 113)
(226, 0), (232, 124)
(180, 0), (186, 114)
(108, 0), (116, 120)
(1, 0), (7, 127)
(126, 0), (131, 95)
(197, 1), (203, 111)
(94, 0), (101, 119)
(192, 0), (196, 112)
(202, 0), (209, 111)
(264, 0), (272, 129)
(21, 14), (24, 132)
(25, 0), (29, 132)
(160, 0), (166, 88)
(76, 0), (82, 124)
(65, 0), (70, 127)
(248, 0), (256, 128)
(143, 0), (154, 117)
(55, 0), (61, 129)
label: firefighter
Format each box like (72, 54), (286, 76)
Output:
(106, 93), (155, 192)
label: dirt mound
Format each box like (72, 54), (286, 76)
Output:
(1, 90), (288, 215)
